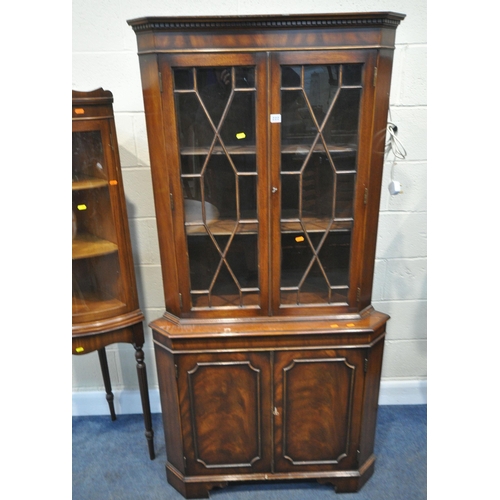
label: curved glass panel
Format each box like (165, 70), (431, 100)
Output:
(72, 129), (124, 320)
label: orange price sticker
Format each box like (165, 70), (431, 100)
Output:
(109, 180), (118, 186)
(74, 108), (85, 115)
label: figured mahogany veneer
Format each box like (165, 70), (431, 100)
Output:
(128, 12), (404, 498)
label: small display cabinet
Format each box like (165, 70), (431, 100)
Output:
(128, 11), (404, 497)
(72, 88), (154, 459)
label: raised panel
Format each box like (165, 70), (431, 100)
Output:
(177, 352), (272, 474)
(274, 349), (365, 472)
(283, 357), (354, 464)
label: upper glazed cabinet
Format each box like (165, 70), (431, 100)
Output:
(129, 13), (405, 321)
(72, 90), (136, 324)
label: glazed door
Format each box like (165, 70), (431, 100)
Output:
(273, 348), (366, 472)
(269, 51), (377, 315)
(176, 352), (272, 475)
(159, 53), (270, 316)
(72, 120), (129, 323)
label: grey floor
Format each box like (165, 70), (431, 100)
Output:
(72, 405), (426, 500)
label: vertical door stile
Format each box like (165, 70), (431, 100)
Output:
(269, 52), (283, 314)
(257, 51), (271, 317)
(160, 56), (189, 316)
(348, 50), (378, 310)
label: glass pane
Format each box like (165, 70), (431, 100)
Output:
(197, 67), (232, 127)
(281, 90), (316, 148)
(342, 64), (363, 86)
(174, 65), (259, 310)
(174, 67), (194, 90)
(301, 152), (334, 219)
(317, 231), (351, 286)
(235, 67), (255, 89)
(281, 66), (301, 87)
(303, 65), (339, 124)
(203, 151), (237, 219)
(180, 154), (205, 177)
(279, 63), (362, 307)
(325, 87), (361, 147)
(72, 131), (106, 181)
(335, 172), (356, 219)
(72, 130), (123, 319)
(280, 231), (351, 305)
(281, 173), (300, 219)
(187, 231), (259, 308)
(238, 175), (257, 219)
(220, 91), (255, 147)
(175, 92), (214, 150)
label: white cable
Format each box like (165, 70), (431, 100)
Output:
(384, 109), (407, 195)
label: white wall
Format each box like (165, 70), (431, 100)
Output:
(72, 0), (427, 408)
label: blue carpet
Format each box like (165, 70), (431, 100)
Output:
(73, 405), (426, 499)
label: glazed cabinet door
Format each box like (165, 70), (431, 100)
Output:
(176, 352), (273, 475)
(269, 51), (377, 315)
(158, 53), (270, 317)
(273, 348), (367, 472)
(72, 119), (130, 324)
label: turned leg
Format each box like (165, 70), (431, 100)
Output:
(97, 347), (116, 421)
(134, 344), (155, 460)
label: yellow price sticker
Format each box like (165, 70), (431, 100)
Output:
(236, 132), (246, 140)
(75, 347), (84, 353)
(77, 204), (87, 211)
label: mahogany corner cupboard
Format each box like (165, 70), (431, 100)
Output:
(72, 88), (154, 459)
(128, 12), (405, 498)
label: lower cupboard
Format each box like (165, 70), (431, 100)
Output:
(152, 313), (387, 499)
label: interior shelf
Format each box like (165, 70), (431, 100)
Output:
(281, 144), (357, 154)
(72, 294), (126, 317)
(180, 145), (256, 155)
(281, 217), (352, 233)
(72, 177), (108, 190)
(72, 233), (119, 259)
(185, 219), (258, 235)
(179, 144), (356, 156)
(185, 217), (352, 236)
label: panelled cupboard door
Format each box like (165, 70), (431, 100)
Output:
(269, 50), (377, 315)
(159, 53), (270, 317)
(273, 349), (366, 472)
(176, 352), (273, 475)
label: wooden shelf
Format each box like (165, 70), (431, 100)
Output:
(185, 217), (352, 236)
(185, 219), (258, 236)
(281, 217), (352, 233)
(72, 233), (119, 259)
(180, 145), (256, 155)
(281, 143), (357, 154)
(179, 144), (355, 156)
(72, 294), (126, 317)
(72, 177), (108, 190)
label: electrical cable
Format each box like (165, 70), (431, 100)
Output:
(385, 109), (407, 194)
